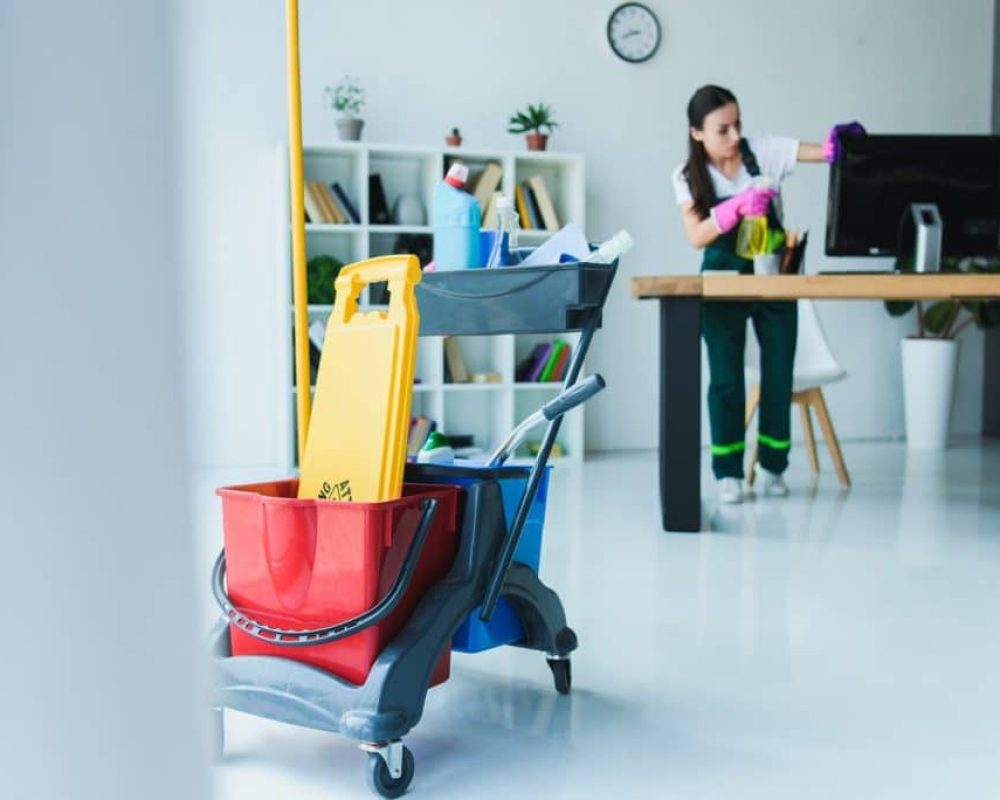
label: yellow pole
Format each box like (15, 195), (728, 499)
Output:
(285, 0), (310, 462)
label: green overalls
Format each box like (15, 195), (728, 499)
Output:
(702, 139), (797, 479)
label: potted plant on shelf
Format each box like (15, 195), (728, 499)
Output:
(507, 102), (558, 151)
(445, 127), (462, 147)
(886, 256), (1000, 449)
(324, 75), (365, 141)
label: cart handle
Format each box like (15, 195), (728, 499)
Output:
(211, 498), (438, 646)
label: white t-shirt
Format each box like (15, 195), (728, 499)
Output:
(671, 134), (799, 208)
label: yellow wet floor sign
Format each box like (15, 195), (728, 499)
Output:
(298, 255), (421, 502)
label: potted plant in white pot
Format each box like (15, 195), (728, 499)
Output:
(507, 102), (558, 151)
(886, 257), (1000, 449)
(324, 75), (365, 141)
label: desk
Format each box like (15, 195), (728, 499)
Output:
(631, 274), (1000, 532)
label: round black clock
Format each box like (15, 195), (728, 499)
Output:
(607, 3), (662, 64)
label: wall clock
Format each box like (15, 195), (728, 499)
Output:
(607, 3), (662, 64)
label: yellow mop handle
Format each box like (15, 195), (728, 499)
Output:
(286, 0), (310, 462)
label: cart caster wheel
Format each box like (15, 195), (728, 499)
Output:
(547, 657), (572, 695)
(210, 708), (224, 761)
(365, 746), (414, 798)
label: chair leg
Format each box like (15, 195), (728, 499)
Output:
(798, 396), (820, 473)
(744, 384), (760, 428)
(812, 388), (851, 486)
(744, 385), (760, 484)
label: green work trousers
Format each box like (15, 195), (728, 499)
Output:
(702, 299), (797, 479)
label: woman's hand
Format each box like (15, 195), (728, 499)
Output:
(710, 187), (777, 234)
(823, 121), (867, 163)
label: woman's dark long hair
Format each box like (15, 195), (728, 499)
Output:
(684, 85), (738, 220)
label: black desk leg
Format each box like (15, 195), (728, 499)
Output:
(659, 296), (702, 532)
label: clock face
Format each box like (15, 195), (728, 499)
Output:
(607, 3), (662, 63)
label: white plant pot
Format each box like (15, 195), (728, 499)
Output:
(336, 117), (364, 141)
(901, 337), (959, 450)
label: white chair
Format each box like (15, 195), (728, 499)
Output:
(744, 299), (851, 486)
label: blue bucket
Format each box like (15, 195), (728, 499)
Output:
(404, 462), (551, 652)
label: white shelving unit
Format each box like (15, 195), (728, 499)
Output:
(277, 141), (587, 471)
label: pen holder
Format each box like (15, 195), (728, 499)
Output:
(779, 238), (807, 274)
(753, 253), (782, 275)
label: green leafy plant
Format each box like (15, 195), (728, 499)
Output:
(324, 75), (365, 117)
(507, 102), (559, 135)
(307, 254), (344, 305)
(885, 256), (1000, 338)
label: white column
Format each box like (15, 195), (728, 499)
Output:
(0, 3), (209, 799)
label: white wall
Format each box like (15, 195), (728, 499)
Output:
(177, 0), (995, 469)
(0, 2), (208, 798)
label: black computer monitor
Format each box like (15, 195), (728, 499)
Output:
(825, 134), (1000, 258)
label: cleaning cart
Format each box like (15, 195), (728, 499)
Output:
(209, 253), (617, 797)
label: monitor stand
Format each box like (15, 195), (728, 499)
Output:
(910, 203), (942, 273)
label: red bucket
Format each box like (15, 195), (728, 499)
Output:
(217, 479), (460, 686)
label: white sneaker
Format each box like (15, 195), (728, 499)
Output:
(717, 477), (744, 504)
(760, 468), (789, 497)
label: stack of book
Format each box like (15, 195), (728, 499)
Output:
(515, 339), (572, 383)
(514, 174), (560, 232)
(303, 180), (360, 224)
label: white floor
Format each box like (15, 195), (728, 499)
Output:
(207, 440), (1000, 799)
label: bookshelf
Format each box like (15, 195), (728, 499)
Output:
(277, 141), (587, 471)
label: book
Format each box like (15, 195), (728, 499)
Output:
(527, 175), (560, 231)
(407, 416), (436, 457)
(514, 184), (532, 229)
(516, 342), (547, 381)
(538, 339), (567, 382)
(548, 342), (571, 382)
(310, 181), (340, 223)
(315, 182), (346, 223)
(471, 371), (502, 383)
(527, 342), (554, 382)
(443, 336), (470, 383)
(521, 180), (542, 229)
(471, 162), (503, 212)
(303, 183), (328, 224)
(368, 174), (391, 224)
(481, 191), (502, 229)
(331, 182), (360, 223)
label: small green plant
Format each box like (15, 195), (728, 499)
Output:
(885, 255), (1000, 338)
(307, 254), (345, 305)
(324, 75), (365, 117)
(507, 102), (559, 135)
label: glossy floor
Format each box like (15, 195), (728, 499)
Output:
(207, 440), (1000, 799)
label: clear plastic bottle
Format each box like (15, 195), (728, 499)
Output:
(485, 196), (520, 268)
(579, 229), (634, 263)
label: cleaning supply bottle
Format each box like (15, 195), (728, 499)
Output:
(736, 177), (777, 259)
(578, 229), (634, 263)
(485, 196), (520, 268)
(433, 163), (481, 270)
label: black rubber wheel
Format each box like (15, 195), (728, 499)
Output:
(210, 708), (225, 761)
(547, 657), (572, 695)
(365, 746), (415, 798)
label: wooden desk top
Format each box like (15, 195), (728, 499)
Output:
(631, 273), (1000, 301)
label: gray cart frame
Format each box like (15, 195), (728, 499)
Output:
(209, 258), (617, 797)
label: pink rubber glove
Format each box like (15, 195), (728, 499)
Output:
(823, 121), (866, 163)
(710, 187), (777, 234)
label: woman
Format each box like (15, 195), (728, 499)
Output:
(672, 84), (863, 504)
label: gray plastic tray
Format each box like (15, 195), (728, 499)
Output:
(415, 260), (616, 336)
